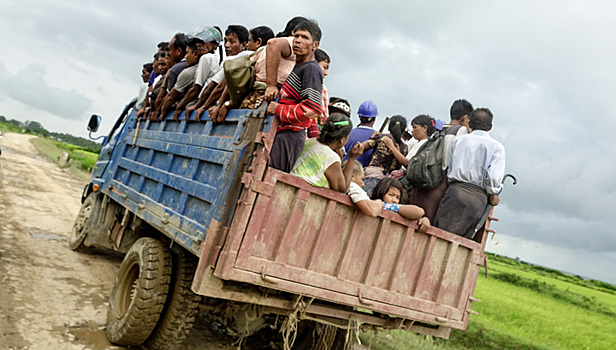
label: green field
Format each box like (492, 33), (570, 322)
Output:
(28, 135), (99, 179)
(359, 254), (616, 350)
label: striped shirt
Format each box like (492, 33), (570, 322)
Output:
(275, 60), (324, 132)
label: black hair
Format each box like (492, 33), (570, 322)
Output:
(153, 51), (167, 61)
(469, 108), (493, 131)
(359, 116), (375, 125)
(143, 63), (154, 73)
(402, 130), (412, 141)
(158, 41), (169, 51)
(186, 40), (199, 53)
(277, 16), (309, 37)
(411, 115), (436, 137)
(388, 115), (407, 149)
(249, 26), (275, 46)
(318, 113), (353, 145)
(293, 19), (322, 42)
(225, 25), (249, 44)
(315, 49), (330, 63)
(450, 99), (473, 120)
(371, 178), (406, 203)
(172, 33), (187, 53)
(214, 26), (224, 64)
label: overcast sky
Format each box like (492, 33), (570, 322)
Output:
(1, 0), (614, 284)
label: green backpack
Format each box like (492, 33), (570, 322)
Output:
(223, 48), (263, 106)
(401, 130), (447, 190)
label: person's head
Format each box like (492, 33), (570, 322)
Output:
(410, 114), (436, 141)
(388, 115), (407, 148)
(328, 97), (351, 117)
(247, 26), (274, 51)
(371, 178), (405, 204)
(315, 49), (330, 77)
(169, 33), (187, 63)
(155, 52), (169, 75)
(292, 20), (321, 60)
(343, 160), (365, 188)
(187, 26), (222, 55)
(318, 113), (353, 147)
(224, 25), (249, 56)
(450, 99), (473, 125)
(358, 100), (378, 125)
(157, 41), (169, 52)
(141, 63), (153, 83)
(468, 108), (493, 132)
(277, 16), (309, 37)
(185, 42), (201, 66)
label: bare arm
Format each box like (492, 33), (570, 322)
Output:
(264, 38), (292, 101)
(161, 88), (181, 120)
(382, 136), (409, 166)
(355, 199), (384, 217)
(397, 205), (424, 220)
(176, 84), (201, 113)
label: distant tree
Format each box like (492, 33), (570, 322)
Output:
(24, 120), (49, 136)
(0, 115), (6, 123)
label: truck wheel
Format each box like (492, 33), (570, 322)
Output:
(106, 237), (172, 346)
(69, 192), (95, 252)
(144, 250), (202, 350)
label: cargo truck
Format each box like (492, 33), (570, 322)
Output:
(71, 100), (493, 349)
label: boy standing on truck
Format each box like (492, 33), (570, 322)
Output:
(266, 20), (324, 172)
(434, 108), (506, 238)
(161, 38), (203, 120)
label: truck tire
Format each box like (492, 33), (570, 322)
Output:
(144, 250), (202, 350)
(69, 192), (95, 252)
(106, 237), (172, 346)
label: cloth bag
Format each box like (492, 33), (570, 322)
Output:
(223, 47), (264, 106)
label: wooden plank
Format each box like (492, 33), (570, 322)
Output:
(362, 220), (392, 285)
(411, 235), (437, 297)
(387, 225), (416, 290)
(434, 243), (459, 304)
(273, 189), (310, 263)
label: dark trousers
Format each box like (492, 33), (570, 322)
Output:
(269, 129), (306, 173)
(434, 182), (488, 238)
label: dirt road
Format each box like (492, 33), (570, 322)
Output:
(0, 133), (235, 350)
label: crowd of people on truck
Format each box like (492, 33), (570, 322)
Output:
(133, 17), (506, 239)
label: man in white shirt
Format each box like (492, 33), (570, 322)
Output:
(434, 108), (506, 238)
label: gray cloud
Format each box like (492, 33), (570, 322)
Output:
(0, 63), (93, 120)
(1, 0), (614, 282)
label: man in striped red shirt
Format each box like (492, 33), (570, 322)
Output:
(266, 20), (324, 172)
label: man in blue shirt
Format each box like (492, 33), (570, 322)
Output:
(343, 100), (378, 167)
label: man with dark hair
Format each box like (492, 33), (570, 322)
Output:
(151, 33), (187, 120)
(266, 19), (324, 172)
(135, 63), (154, 111)
(442, 98), (473, 170)
(263, 17), (309, 102)
(157, 41), (169, 52)
(343, 100), (378, 167)
(224, 25), (248, 57)
(161, 38), (202, 120)
(435, 108), (506, 239)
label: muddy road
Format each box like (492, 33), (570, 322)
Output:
(0, 133), (236, 350)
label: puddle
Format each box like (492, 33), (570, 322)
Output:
(68, 325), (119, 350)
(30, 231), (69, 242)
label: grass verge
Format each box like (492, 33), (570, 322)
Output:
(29, 137), (97, 180)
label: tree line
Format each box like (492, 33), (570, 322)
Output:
(0, 115), (101, 152)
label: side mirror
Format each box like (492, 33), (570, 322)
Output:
(88, 114), (101, 132)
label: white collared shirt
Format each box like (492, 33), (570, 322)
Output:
(447, 130), (506, 194)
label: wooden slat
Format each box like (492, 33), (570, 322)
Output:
(387, 225), (416, 290)
(306, 200), (337, 270)
(273, 189), (310, 263)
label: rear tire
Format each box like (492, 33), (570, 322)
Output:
(106, 237), (172, 346)
(69, 192), (95, 252)
(145, 250), (202, 350)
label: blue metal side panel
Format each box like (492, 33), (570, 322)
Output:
(100, 108), (271, 255)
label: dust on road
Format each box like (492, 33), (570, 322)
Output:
(0, 133), (235, 350)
